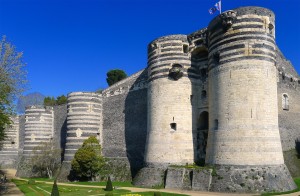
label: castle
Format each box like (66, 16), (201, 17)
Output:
(1, 6), (300, 193)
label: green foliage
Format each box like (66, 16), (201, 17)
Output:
(106, 69), (127, 86)
(56, 95), (67, 105)
(27, 179), (36, 185)
(105, 176), (113, 191)
(44, 95), (67, 106)
(154, 192), (162, 196)
(51, 179), (60, 196)
(0, 35), (27, 142)
(71, 136), (106, 181)
(44, 96), (56, 106)
(30, 141), (61, 179)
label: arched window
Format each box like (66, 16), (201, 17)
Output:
(282, 93), (289, 110)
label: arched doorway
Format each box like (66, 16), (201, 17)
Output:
(195, 111), (209, 166)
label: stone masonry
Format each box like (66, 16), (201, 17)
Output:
(0, 5), (299, 194)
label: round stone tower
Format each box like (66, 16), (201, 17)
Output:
(145, 35), (196, 166)
(0, 116), (19, 167)
(206, 7), (296, 192)
(63, 92), (102, 162)
(23, 106), (54, 157)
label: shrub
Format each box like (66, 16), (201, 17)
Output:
(51, 179), (59, 196)
(105, 176), (113, 191)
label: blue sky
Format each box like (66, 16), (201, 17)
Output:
(0, 0), (299, 97)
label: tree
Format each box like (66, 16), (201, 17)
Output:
(44, 95), (67, 106)
(51, 179), (60, 196)
(44, 96), (56, 106)
(71, 136), (106, 181)
(30, 141), (61, 179)
(106, 69), (127, 86)
(0, 35), (27, 141)
(105, 176), (113, 191)
(17, 92), (45, 113)
(56, 95), (67, 105)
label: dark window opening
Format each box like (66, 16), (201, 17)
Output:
(282, 74), (285, 80)
(170, 123), (177, 130)
(195, 39), (204, 46)
(198, 112), (208, 130)
(213, 51), (220, 63)
(183, 45), (189, 53)
(291, 78), (293, 82)
(201, 90), (207, 99)
(214, 119), (219, 130)
(283, 94), (289, 111)
(11, 141), (15, 144)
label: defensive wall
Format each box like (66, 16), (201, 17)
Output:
(0, 5), (299, 194)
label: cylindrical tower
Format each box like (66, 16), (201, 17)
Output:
(23, 106), (54, 157)
(145, 34), (198, 166)
(63, 92), (102, 162)
(207, 6), (281, 166)
(0, 116), (19, 167)
(206, 7), (296, 192)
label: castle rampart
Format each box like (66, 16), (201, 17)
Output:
(63, 92), (102, 162)
(0, 5), (299, 194)
(23, 106), (54, 157)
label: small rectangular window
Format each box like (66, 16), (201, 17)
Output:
(183, 45), (188, 53)
(170, 123), (177, 130)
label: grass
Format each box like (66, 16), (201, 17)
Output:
(21, 177), (133, 187)
(12, 179), (187, 196)
(12, 179), (131, 196)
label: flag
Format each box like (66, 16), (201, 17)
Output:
(209, 7), (217, 15)
(215, 1), (221, 11)
(209, 0), (221, 15)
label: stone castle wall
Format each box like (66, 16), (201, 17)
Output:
(0, 116), (19, 168)
(0, 5), (299, 193)
(146, 35), (197, 166)
(277, 51), (300, 151)
(102, 69), (148, 176)
(23, 106), (54, 157)
(206, 7), (284, 165)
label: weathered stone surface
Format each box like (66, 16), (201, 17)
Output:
(2, 6), (300, 194)
(132, 167), (166, 188)
(210, 165), (297, 193)
(165, 167), (192, 190)
(192, 168), (212, 191)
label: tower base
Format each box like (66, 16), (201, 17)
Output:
(133, 164), (296, 193)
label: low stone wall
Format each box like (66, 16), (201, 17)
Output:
(134, 164), (296, 193)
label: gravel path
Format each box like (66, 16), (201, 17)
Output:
(0, 169), (24, 196)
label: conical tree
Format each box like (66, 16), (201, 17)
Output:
(105, 176), (113, 191)
(51, 179), (59, 196)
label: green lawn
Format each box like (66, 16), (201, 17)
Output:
(12, 179), (187, 196)
(22, 177), (134, 187)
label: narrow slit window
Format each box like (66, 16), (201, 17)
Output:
(183, 45), (188, 53)
(282, 94), (289, 110)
